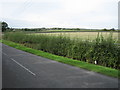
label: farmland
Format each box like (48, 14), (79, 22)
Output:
(3, 31), (119, 69)
(33, 32), (118, 41)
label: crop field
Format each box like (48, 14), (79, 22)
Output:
(33, 32), (118, 41)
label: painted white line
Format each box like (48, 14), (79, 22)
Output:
(2, 52), (8, 56)
(10, 58), (36, 76)
(3, 52), (36, 76)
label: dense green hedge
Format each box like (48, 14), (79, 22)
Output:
(3, 32), (119, 69)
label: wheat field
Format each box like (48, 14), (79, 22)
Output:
(33, 32), (118, 41)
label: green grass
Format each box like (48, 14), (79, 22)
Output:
(2, 40), (119, 78)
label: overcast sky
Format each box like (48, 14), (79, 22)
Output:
(0, 0), (119, 29)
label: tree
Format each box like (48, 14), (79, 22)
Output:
(103, 28), (107, 31)
(110, 28), (115, 31)
(1, 22), (8, 32)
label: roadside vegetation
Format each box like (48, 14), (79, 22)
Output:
(3, 32), (119, 70)
(0, 32), (2, 40)
(2, 40), (119, 78)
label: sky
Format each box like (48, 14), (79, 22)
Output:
(0, 0), (119, 29)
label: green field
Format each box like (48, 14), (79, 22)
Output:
(33, 32), (118, 41)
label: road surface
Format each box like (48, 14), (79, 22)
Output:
(2, 44), (119, 88)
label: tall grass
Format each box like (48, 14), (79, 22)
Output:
(3, 31), (119, 69)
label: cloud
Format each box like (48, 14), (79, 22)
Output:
(1, 0), (119, 29)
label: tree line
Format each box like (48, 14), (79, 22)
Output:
(0, 21), (117, 32)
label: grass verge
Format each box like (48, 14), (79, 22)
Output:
(2, 40), (120, 78)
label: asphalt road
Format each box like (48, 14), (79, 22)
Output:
(2, 44), (119, 88)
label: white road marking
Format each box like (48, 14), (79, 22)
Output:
(2, 52), (36, 76)
(2, 52), (8, 56)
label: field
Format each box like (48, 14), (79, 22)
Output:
(33, 32), (118, 41)
(3, 31), (119, 69)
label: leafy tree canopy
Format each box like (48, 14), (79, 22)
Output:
(0, 21), (9, 32)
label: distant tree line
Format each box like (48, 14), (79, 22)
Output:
(0, 21), (117, 32)
(21, 28), (81, 31)
(103, 28), (115, 31)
